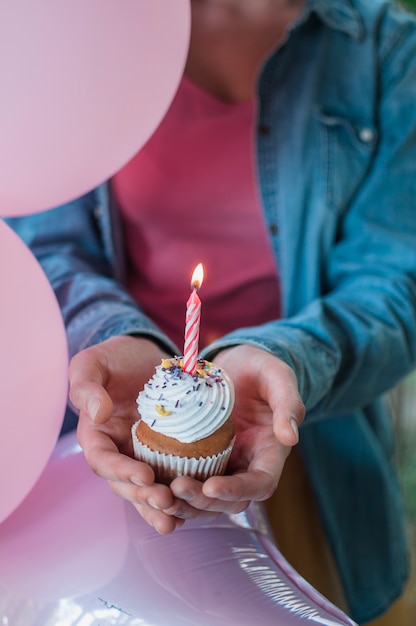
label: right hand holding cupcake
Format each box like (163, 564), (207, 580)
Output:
(70, 335), (189, 533)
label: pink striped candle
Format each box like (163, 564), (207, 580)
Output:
(183, 263), (204, 374)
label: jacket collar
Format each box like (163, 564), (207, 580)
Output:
(306, 0), (365, 39)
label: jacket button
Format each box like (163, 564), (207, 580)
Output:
(258, 124), (271, 136)
(358, 127), (374, 143)
(269, 223), (278, 235)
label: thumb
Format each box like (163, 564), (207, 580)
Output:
(265, 363), (305, 447)
(69, 349), (114, 423)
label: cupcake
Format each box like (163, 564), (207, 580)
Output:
(131, 357), (235, 484)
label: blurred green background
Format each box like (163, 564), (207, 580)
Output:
(390, 372), (416, 620)
(402, 0), (416, 10)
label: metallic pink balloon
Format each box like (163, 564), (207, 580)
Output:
(0, 0), (190, 216)
(0, 432), (357, 626)
(0, 220), (68, 524)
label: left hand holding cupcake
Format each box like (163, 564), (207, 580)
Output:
(168, 344), (305, 519)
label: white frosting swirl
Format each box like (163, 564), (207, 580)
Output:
(136, 358), (235, 443)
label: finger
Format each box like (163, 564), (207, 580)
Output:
(69, 352), (113, 423)
(77, 423), (155, 485)
(202, 471), (275, 502)
(111, 476), (223, 520)
(273, 398), (305, 447)
(264, 366), (306, 447)
(108, 479), (175, 510)
(171, 475), (251, 512)
(162, 496), (225, 519)
(201, 440), (289, 503)
(108, 483), (186, 534)
(133, 502), (185, 534)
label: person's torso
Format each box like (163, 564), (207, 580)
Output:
(112, 75), (281, 350)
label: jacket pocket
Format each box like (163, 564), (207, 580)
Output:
(318, 109), (377, 213)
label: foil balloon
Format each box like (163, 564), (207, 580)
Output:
(0, 0), (190, 216)
(0, 432), (357, 626)
(0, 220), (68, 524)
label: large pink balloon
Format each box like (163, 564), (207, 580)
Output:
(0, 432), (357, 626)
(0, 0), (190, 217)
(0, 220), (68, 523)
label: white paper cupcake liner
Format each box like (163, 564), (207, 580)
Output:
(131, 421), (235, 484)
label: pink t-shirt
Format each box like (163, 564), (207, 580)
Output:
(112, 75), (281, 351)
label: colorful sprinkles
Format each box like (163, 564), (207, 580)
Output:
(146, 357), (228, 424)
(160, 356), (225, 384)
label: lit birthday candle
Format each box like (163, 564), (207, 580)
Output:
(183, 263), (204, 374)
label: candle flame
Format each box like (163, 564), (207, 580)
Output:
(191, 263), (204, 290)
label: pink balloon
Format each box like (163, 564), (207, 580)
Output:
(0, 0), (190, 217)
(0, 220), (68, 523)
(0, 437), (129, 601)
(0, 432), (357, 626)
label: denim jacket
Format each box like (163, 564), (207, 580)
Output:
(6, 0), (416, 622)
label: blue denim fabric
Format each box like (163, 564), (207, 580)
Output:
(5, 0), (416, 622)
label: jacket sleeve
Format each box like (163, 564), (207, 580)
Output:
(5, 188), (179, 360)
(201, 16), (416, 420)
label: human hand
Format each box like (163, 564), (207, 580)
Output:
(71, 339), (304, 534)
(70, 335), (192, 533)
(166, 344), (305, 521)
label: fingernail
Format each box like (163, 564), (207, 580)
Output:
(177, 491), (193, 501)
(202, 484), (219, 498)
(87, 396), (101, 421)
(148, 498), (160, 510)
(290, 418), (299, 443)
(131, 476), (144, 487)
(154, 521), (166, 535)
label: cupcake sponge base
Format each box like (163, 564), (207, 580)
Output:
(131, 421), (235, 485)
